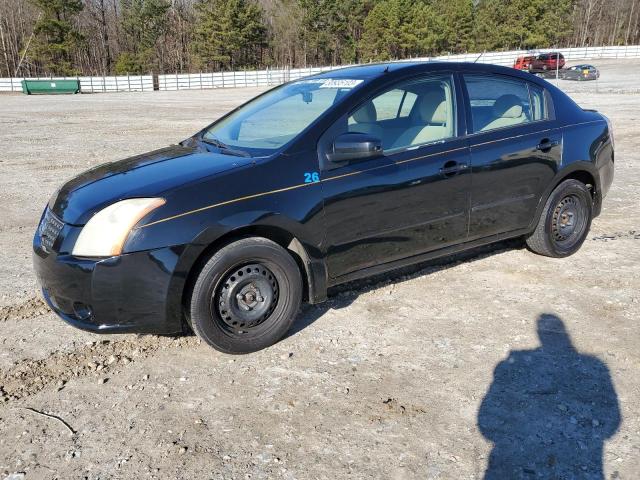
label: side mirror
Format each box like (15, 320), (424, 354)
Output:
(327, 132), (383, 164)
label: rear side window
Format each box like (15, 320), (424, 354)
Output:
(371, 89), (405, 120)
(464, 74), (532, 133)
(528, 83), (548, 121)
(351, 88), (418, 122)
(398, 91), (418, 117)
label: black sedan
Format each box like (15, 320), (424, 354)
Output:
(561, 64), (600, 81)
(33, 62), (615, 353)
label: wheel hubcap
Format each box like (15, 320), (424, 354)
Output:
(214, 264), (278, 333)
(551, 195), (585, 245)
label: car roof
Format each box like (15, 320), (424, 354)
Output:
(307, 61), (542, 83)
(309, 61), (423, 79)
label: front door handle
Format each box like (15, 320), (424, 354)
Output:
(440, 160), (468, 178)
(536, 139), (560, 151)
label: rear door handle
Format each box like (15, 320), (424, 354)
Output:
(536, 139), (560, 151)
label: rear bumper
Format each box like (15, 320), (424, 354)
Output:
(33, 234), (185, 334)
(595, 133), (615, 218)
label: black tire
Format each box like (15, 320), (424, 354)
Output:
(526, 179), (593, 258)
(190, 237), (302, 354)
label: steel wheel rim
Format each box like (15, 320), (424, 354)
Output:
(212, 263), (279, 335)
(551, 194), (587, 249)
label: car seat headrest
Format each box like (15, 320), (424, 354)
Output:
(417, 88), (448, 125)
(352, 101), (377, 123)
(493, 94), (523, 119)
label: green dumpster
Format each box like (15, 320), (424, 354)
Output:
(21, 79), (81, 95)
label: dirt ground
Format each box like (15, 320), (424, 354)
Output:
(0, 59), (638, 479)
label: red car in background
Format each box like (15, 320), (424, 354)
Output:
(530, 52), (565, 72)
(514, 55), (536, 71)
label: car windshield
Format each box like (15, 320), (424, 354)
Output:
(202, 78), (364, 156)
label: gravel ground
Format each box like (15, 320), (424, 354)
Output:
(0, 59), (638, 479)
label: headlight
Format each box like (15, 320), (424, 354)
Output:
(72, 198), (165, 257)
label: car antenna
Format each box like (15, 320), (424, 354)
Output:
(383, 65), (390, 73)
(473, 51), (485, 63)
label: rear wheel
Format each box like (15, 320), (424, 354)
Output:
(190, 237), (302, 354)
(526, 179), (593, 258)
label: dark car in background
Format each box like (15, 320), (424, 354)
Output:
(33, 62), (615, 353)
(531, 52), (566, 72)
(561, 64), (600, 81)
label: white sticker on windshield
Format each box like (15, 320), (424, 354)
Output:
(318, 79), (363, 89)
(294, 78), (364, 89)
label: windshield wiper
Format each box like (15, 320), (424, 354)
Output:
(200, 136), (251, 158)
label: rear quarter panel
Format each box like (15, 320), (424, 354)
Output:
(561, 120), (613, 199)
(544, 83), (613, 197)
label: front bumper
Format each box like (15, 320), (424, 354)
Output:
(33, 232), (185, 334)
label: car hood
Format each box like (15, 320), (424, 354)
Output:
(49, 144), (252, 225)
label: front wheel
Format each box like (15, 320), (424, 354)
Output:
(526, 179), (593, 258)
(189, 237), (302, 354)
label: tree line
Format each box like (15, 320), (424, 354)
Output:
(0, 0), (638, 77)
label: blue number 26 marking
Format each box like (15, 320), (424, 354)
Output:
(304, 172), (320, 183)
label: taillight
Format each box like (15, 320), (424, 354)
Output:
(603, 114), (614, 150)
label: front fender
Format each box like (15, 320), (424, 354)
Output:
(131, 204), (327, 328)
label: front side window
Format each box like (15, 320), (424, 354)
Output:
(464, 74), (533, 133)
(347, 75), (455, 151)
(203, 78), (364, 156)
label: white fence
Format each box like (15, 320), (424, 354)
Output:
(1, 45), (639, 94)
(416, 44), (640, 67)
(156, 44), (640, 91)
(0, 74), (153, 93)
(156, 65), (352, 91)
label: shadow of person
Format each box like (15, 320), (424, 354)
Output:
(478, 314), (621, 479)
